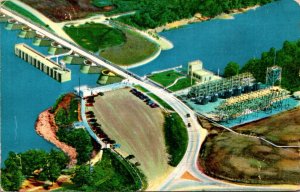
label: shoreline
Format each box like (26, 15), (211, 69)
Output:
(35, 109), (77, 165)
(124, 4), (260, 69)
(295, 0), (300, 5)
(147, 5), (260, 33)
(122, 47), (161, 70)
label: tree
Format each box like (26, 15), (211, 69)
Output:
(1, 169), (23, 191)
(49, 149), (69, 170)
(2, 152), (24, 191)
(224, 62), (240, 77)
(71, 165), (93, 187)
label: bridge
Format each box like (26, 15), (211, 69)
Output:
(1, 6), (299, 191)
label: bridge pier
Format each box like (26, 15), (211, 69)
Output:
(5, 19), (24, 30)
(0, 13), (9, 22)
(33, 34), (52, 46)
(18, 26), (36, 38)
(48, 42), (70, 55)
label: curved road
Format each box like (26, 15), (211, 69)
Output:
(1, 6), (299, 191)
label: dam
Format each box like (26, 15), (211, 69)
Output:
(15, 43), (71, 82)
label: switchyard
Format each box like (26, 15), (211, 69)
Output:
(187, 73), (256, 104)
(183, 70), (299, 127)
(214, 86), (290, 121)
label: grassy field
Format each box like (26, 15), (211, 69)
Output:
(233, 107), (300, 146)
(100, 29), (159, 66)
(148, 70), (184, 87)
(133, 85), (150, 93)
(164, 113), (188, 166)
(2, 1), (48, 28)
(168, 77), (197, 92)
(199, 116), (300, 185)
(64, 23), (125, 52)
(147, 93), (173, 111)
(91, 88), (173, 188)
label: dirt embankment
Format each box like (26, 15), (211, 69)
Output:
(35, 109), (77, 166)
(35, 93), (78, 165)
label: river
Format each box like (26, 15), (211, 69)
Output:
(1, 0), (300, 164)
(0, 24), (99, 164)
(130, 0), (300, 76)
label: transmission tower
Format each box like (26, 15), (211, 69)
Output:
(266, 66), (282, 86)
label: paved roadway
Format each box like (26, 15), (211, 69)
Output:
(1, 6), (299, 191)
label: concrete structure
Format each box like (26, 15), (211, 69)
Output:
(48, 42), (70, 55)
(188, 60), (215, 83)
(18, 26), (36, 38)
(74, 82), (128, 98)
(4, 7), (299, 191)
(15, 43), (71, 82)
(0, 13), (9, 22)
(5, 19), (24, 30)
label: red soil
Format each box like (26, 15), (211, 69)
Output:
(35, 109), (77, 165)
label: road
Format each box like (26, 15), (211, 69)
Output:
(1, 6), (299, 191)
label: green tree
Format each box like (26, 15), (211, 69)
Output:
(71, 165), (93, 187)
(49, 149), (69, 170)
(224, 62), (240, 77)
(20, 150), (47, 176)
(2, 152), (24, 191)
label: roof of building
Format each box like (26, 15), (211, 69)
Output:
(192, 69), (214, 76)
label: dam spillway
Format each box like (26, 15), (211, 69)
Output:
(15, 43), (71, 83)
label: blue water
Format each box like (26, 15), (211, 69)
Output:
(0, 24), (99, 165)
(1, 0), (300, 165)
(130, 0), (300, 76)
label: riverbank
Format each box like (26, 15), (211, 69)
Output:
(35, 109), (77, 165)
(147, 5), (260, 33)
(125, 47), (161, 69)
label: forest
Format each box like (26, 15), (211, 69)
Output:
(240, 40), (300, 92)
(1, 150), (69, 191)
(116, 0), (274, 29)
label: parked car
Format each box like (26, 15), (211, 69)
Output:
(88, 119), (97, 123)
(85, 111), (94, 115)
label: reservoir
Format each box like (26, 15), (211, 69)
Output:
(1, 0), (300, 163)
(130, 0), (300, 76)
(0, 23), (99, 164)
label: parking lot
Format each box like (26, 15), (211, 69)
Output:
(89, 88), (173, 188)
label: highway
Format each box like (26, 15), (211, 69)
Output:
(1, 6), (299, 191)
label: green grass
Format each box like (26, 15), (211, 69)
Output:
(68, 98), (79, 123)
(164, 113), (188, 166)
(147, 93), (173, 111)
(64, 23), (126, 52)
(100, 29), (159, 65)
(2, 1), (49, 28)
(133, 85), (150, 93)
(168, 77), (196, 92)
(61, 150), (140, 191)
(148, 70), (184, 87)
